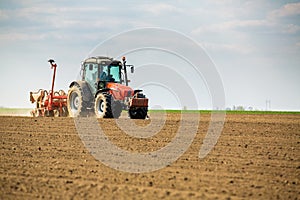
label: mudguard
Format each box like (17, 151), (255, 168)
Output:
(69, 81), (93, 103)
(95, 88), (111, 98)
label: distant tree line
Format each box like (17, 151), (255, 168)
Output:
(226, 106), (260, 111)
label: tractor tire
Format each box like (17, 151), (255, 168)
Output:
(112, 100), (122, 118)
(128, 107), (148, 119)
(94, 93), (122, 118)
(67, 85), (87, 117)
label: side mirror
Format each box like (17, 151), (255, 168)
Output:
(131, 66), (134, 73)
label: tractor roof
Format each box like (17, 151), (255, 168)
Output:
(84, 56), (114, 64)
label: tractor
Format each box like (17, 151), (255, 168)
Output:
(67, 56), (149, 119)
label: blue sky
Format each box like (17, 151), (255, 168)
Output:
(0, 0), (299, 110)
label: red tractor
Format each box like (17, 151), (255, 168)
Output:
(67, 56), (149, 119)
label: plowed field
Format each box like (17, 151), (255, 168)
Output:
(0, 113), (299, 199)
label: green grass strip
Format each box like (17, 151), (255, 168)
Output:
(149, 110), (300, 114)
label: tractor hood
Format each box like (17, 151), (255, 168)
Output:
(106, 82), (134, 100)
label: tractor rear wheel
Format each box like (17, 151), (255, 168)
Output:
(67, 85), (87, 117)
(94, 93), (122, 118)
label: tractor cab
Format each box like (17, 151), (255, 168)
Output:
(82, 57), (124, 94)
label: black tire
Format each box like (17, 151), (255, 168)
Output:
(111, 100), (122, 118)
(67, 85), (87, 117)
(94, 93), (122, 118)
(128, 107), (148, 119)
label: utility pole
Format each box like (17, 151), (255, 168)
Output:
(266, 100), (271, 111)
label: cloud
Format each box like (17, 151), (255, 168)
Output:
(0, 32), (45, 41)
(0, 9), (9, 20)
(190, 18), (274, 48)
(202, 42), (254, 54)
(268, 2), (300, 19)
(192, 2), (300, 36)
(1, 5), (109, 23)
(21, 6), (108, 16)
(190, 2), (300, 55)
(139, 3), (183, 15)
(0, 3), (126, 42)
(1, 1), (189, 43)
(266, 2), (300, 34)
(192, 19), (269, 34)
(283, 24), (300, 34)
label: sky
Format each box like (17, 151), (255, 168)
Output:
(0, 0), (299, 111)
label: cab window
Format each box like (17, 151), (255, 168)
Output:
(84, 63), (98, 83)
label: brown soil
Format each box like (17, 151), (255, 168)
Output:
(0, 113), (299, 199)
